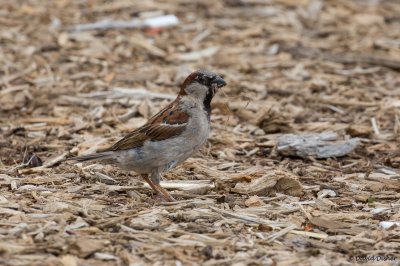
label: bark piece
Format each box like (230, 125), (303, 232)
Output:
(68, 238), (106, 258)
(277, 131), (359, 159)
(233, 171), (303, 197)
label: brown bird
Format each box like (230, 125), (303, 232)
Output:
(67, 70), (226, 201)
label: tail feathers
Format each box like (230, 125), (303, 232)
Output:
(66, 151), (114, 163)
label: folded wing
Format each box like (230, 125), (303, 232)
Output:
(109, 100), (190, 151)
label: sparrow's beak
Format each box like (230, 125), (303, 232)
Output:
(212, 76), (227, 89)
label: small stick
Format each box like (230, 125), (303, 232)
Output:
(266, 224), (297, 242)
(371, 117), (380, 136)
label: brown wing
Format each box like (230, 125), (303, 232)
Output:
(109, 98), (189, 151)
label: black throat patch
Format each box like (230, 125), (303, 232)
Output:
(203, 88), (214, 119)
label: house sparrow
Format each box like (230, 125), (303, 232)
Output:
(67, 70), (226, 202)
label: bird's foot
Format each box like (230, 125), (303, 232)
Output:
(152, 182), (175, 202)
(141, 174), (175, 202)
(152, 192), (175, 202)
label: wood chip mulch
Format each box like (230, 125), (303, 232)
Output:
(0, 0), (399, 265)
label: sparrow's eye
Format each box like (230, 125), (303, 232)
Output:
(198, 75), (209, 84)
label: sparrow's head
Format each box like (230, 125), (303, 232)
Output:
(179, 70), (226, 113)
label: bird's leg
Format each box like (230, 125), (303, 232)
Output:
(141, 174), (160, 197)
(151, 171), (175, 202)
(141, 173), (175, 202)
(149, 169), (161, 184)
(150, 170), (175, 202)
